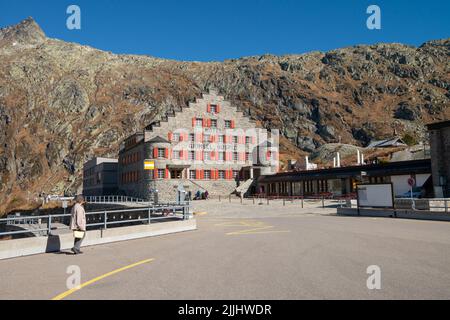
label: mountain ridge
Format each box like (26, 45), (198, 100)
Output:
(0, 17), (449, 214)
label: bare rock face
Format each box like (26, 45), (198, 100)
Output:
(0, 17), (449, 214)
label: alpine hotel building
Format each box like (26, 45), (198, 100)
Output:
(115, 91), (279, 202)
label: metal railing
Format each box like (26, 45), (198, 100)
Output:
(216, 194), (352, 208)
(0, 203), (190, 238)
(84, 195), (150, 204)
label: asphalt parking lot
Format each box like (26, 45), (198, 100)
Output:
(1, 199), (450, 300)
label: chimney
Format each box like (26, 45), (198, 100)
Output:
(305, 156), (309, 170)
(333, 157), (336, 168)
(357, 150), (361, 165)
(337, 152), (341, 168)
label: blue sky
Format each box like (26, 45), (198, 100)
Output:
(1, 0), (449, 61)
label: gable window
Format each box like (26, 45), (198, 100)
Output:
(210, 105), (217, 113)
(158, 148), (165, 158)
(195, 118), (203, 127)
(173, 150), (180, 159)
(210, 119), (217, 128)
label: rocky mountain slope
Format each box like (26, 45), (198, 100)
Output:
(0, 17), (449, 214)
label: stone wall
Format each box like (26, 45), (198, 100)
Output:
(429, 124), (450, 197)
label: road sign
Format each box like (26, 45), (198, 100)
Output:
(408, 177), (415, 187)
(144, 160), (155, 170)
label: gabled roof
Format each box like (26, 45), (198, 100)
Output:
(147, 136), (170, 144)
(367, 137), (407, 148)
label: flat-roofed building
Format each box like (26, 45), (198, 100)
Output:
(82, 157), (119, 196)
(256, 159), (432, 198)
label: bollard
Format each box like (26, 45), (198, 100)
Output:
(267, 197), (269, 205)
(322, 196), (325, 208)
(301, 198), (304, 208)
(104, 211), (108, 229)
(240, 197), (243, 204)
(253, 197), (255, 205)
(48, 215), (52, 236)
(283, 198), (285, 206)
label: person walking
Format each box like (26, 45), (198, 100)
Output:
(70, 195), (87, 255)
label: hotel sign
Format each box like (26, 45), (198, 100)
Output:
(144, 160), (155, 170)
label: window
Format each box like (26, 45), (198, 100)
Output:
(195, 118), (203, 127)
(204, 152), (210, 161)
(245, 152), (251, 161)
(218, 152), (225, 161)
(233, 152), (239, 161)
(189, 134), (195, 142)
(246, 136), (252, 144)
(233, 136), (239, 144)
(204, 170), (211, 180)
(210, 119), (217, 128)
(173, 150), (180, 159)
(189, 170), (196, 179)
(218, 135), (225, 143)
(203, 134), (210, 143)
(210, 105), (217, 113)
(172, 133), (180, 142)
(158, 148), (165, 158)
(189, 151), (195, 160)
(158, 169), (165, 179)
(232, 170), (239, 179)
(218, 170), (226, 179)
(224, 120), (232, 129)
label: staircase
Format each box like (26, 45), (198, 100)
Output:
(235, 179), (254, 196)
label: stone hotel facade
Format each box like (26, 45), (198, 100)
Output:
(116, 91), (279, 202)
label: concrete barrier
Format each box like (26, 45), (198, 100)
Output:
(337, 207), (450, 222)
(0, 219), (196, 260)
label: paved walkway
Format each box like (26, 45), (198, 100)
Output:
(1, 201), (450, 300)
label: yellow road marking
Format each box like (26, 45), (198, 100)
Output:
(215, 220), (290, 235)
(51, 258), (154, 300)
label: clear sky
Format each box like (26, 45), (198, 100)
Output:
(1, 0), (449, 61)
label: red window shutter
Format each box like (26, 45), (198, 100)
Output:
(201, 170), (205, 180)
(266, 151), (271, 160)
(153, 148), (158, 158)
(165, 169), (169, 180)
(210, 151), (215, 160)
(165, 148), (169, 159)
(196, 169), (201, 179)
(192, 118), (196, 127)
(215, 169), (219, 180)
(207, 104), (211, 113)
(202, 119), (207, 127)
(217, 104), (220, 113)
(168, 132), (173, 142)
(231, 120), (235, 129)
(208, 119), (211, 127)
(154, 169), (158, 179)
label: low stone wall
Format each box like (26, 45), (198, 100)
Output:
(337, 207), (450, 222)
(153, 179), (238, 202)
(0, 219), (196, 260)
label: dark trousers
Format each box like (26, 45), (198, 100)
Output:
(73, 232), (85, 251)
